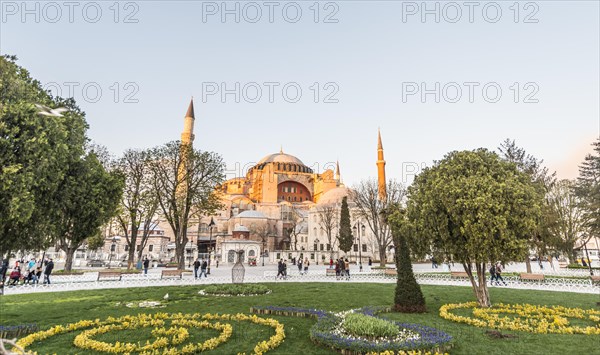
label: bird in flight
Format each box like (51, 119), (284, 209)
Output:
(35, 104), (68, 117)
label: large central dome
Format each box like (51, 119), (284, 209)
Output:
(258, 152), (305, 165)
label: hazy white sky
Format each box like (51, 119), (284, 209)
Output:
(2, 1), (598, 185)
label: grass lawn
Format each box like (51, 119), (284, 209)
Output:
(0, 283), (598, 354)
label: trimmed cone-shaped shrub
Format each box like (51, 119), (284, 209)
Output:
(393, 233), (426, 312)
(388, 206), (426, 313)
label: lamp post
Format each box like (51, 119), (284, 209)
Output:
(314, 238), (319, 265)
(207, 217), (216, 275)
(108, 237), (117, 269)
(353, 222), (365, 272)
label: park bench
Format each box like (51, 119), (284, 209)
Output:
(161, 270), (183, 279)
(384, 269), (397, 277)
(519, 273), (545, 282)
(450, 271), (470, 278)
(326, 269), (337, 276)
(590, 275), (600, 285)
(97, 271), (122, 281)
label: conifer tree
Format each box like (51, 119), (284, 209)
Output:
(338, 196), (353, 253)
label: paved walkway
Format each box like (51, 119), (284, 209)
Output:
(2, 264), (598, 295)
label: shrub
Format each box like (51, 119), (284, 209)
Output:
(343, 312), (399, 338)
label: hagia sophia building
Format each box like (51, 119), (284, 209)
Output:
(103, 99), (392, 266)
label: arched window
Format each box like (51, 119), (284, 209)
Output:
(313, 227), (317, 236)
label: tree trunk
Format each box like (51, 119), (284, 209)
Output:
(379, 247), (387, 267)
(176, 228), (187, 270)
(525, 257), (532, 273)
(128, 236), (137, 269)
(463, 262), (491, 307)
(64, 248), (76, 271)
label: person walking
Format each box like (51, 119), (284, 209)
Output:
(193, 258), (201, 279)
(489, 263), (498, 285)
(283, 260), (288, 279)
(338, 258), (345, 281)
(199, 259), (208, 278)
(495, 262), (506, 285)
(297, 258), (303, 275)
(368, 257), (372, 266)
(143, 257), (150, 275)
(303, 258), (309, 275)
(329, 258), (334, 269)
(43, 259), (54, 285)
(276, 259), (285, 280)
(344, 258), (350, 280)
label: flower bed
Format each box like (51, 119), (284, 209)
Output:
(440, 302), (600, 335)
(199, 284), (271, 297)
(15, 312), (285, 354)
(251, 306), (452, 355)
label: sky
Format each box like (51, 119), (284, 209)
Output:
(1, 0), (598, 185)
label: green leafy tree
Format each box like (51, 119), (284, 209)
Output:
(338, 196), (353, 254)
(498, 139), (556, 272)
(148, 141), (224, 269)
(407, 149), (542, 307)
(549, 180), (589, 262)
(575, 139), (600, 241)
(385, 205), (426, 313)
(0, 55), (87, 257)
(54, 153), (124, 271)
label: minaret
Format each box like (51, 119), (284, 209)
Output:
(335, 160), (341, 182)
(178, 98), (195, 196)
(181, 98), (195, 145)
(376, 129), (386, 200)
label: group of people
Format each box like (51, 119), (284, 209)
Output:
(193, 258), (209, 279)
(0, 258), (54, 288)
(334, 258), (351, 280)
(276, 257), (311, 279)
(489, 262), (507, 286)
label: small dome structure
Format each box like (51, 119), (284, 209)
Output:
(318, 187), (351, 205)
(233, 225), (250, 232)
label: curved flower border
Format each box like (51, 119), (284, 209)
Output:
(251, 306), (452, 355)
(439, 302), (600, 335)
(198, 289), (272, 297)
(15, 312), (284, 354)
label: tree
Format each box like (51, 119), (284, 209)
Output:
(407, 149), (542, 307)
(575, 139), (600, 241)
(284, 207), (303, 251)
(53, 153), (124, 271)
(148, 141), (224, 269)
(548, 180), (589, 262)
(498, 138), (556, 272)
(385, 205), (426, 313)
(317, 204), (338, 257)
(350, 179), (405, 266)
(338, 197), (353, 254)
(0, 55), (88, 257)
(114, 149), (159, 268)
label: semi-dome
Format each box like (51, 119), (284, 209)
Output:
(236, 210), (267, 219)
(318, 187), (351, 205)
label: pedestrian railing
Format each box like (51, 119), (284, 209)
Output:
(3, 270), (598, 295)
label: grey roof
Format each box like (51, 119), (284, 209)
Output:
(233, 225), (250, 232)
(236, 210), (267, 219)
